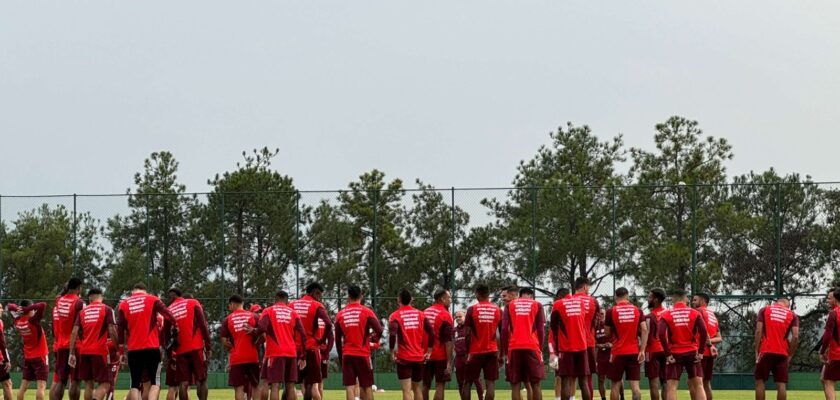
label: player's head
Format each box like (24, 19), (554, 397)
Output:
(828, 288), (838, 307)
(776, 297), (790, 308)
(574, 277), (590, 293)
(87, 287), (104, 302)
(183, 293), (194, 299)
(615, 287), (629, 301)
(250, 304), (262, 315)
(433, 289), (451, 307)
(228, 294), (244, 311)
(275, 290), (289, 304)
(648, 288), (666, 308)
(454, 311), (466, 325)
(20, 300), (35, 317)
(500, 285), (519, 305)
(555, 287), (570, 299)
(348, 285), (363, 302)
(598, 307), (606, 322)
(474, 284), (490, 301)
(519, 287), (535, 299)
(132, 282), (147, 293)
(398, 288), (413, 306)
(692, 292), (710, 308)
(669, 289), (688, 304)
(67, 277), (83, 294)
(306, 282), (325, 300)
(167, 288), (183, 301)
(0, 303), (3, 318)
(833, 288), (840, 306)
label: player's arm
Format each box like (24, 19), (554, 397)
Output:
(294, 317), (307, 359)
(0, 328), (9, 372)
(638, 313), (649, 358)
(423, 316), (435, 356)
(219, 317), (232, 350)
(658, 318), (671, 358)
(154, 300), (178, 326)
(754, 310), (764, 359)
(500, 306), (511, 357)
(25, 302), (47, 323)
(194, 303), (212, 352)
(695, 315), (708, 356)
(68, 313), (82, 355)
(334, 322), (344, 362)
(116, 307), (128, 350)
(603, 307), (614, 339)
(534, 306), (546, 349)
(440, 320), (454, 371)
(549, 309), (562, 354)
(388, 319), (399, 356)
(367, 314), (384, 341)
(315, 307), (333, 345)
(819, 311), (836, 357)
(789, 324), (800, 363)
(463, 307), (475, 353)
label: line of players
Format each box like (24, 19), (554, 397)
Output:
(0, 278), (832, 400)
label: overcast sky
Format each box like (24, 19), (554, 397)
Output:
(2, 1), (839, 198)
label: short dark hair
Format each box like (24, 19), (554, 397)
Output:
(501, 285), (518, 294)
(20, 299), (32, 307)
(555, 288), (570, 299)
(615, 287), (629, 298)
(474, 284), (490, 299)
(306, 282), (325, 295)
(348, 285), (362, 300)
(398, 288), (412, 306)
(695, 292), (711, 304)
(87, 288), (103, 296)
(133, 282), (147, 291)
(228, 295), (244, 304)
(275, 290), (289, 302)
(433, 289), (449, 302)
(519, 287), (535, 297)
(650, 288), (666, 303)
(574, 277), (590, 290)
(183, 293), (194, 299)
(670, 289), (688, 300)
(68, 277), (83, 290)
(833, 288), (840, 302)
(167, 288), (183, 297)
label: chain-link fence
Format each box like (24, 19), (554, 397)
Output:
(1, 183), (839, 382)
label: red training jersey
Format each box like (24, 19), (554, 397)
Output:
(53, 294), (85, 350)
(697, 306), (719, 357)
(464, 301), (502, 355)
(389, 305), (434, 362)
(757, 304), (798, 357)
(0, 320), (8, 363)
(14, 303), (49, 359)
(821, 306), (840, 361)
(574, 293), (600, 348)
(502, 298), (544, 354)
(645, 306), (666, 354)
(423, 303), (454, 362)
(551, 296), (588, 353)
(335, 303), (382, 358)
(658, 302), (707, 356)
(221, 309), (260, 365)
(259, 302), (305, 359)
(290, 295), (332, 351)
(75, 302), (115, 356)
(605, 300), (642, 356)
(166, 297), (210, 355)
(117, 291), (176, 351)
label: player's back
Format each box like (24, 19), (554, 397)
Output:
(389, 305), (428, 362)
(606, 301), (642, 355)
(53, 294), (83, 350)
(336, 303), (377, 357)
(506, 298), (541, 351)
(551, 296), (588, 352)
(466, 301), (501, 354)
(697, 306), (719, 356)
(168, 297), (206, 354)
(78, 302), (114, 356)
(118, 291), (164, 351)
(261, 303), (300, 358)
(290, 295), (326, 350)
(424, 303), (453, 361)
(223, 309), (259, 365)
(660, 303), (703, 354)
(14, 312), (49, 358)
(757, 304), (797, 356)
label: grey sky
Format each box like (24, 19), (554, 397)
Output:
(2, 1), (839, 197)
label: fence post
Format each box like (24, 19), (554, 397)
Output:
(690, 184), (697, 294)
(295, 191), (300, 299)
(372, 189), (378, 311)
(145, 197), (151, 288)
(611, 186), (616, 294)
(450, 187), (456, 313)
(775, 183), (783, 296)
(530, 187), (537, 288)
(73, 193), (77, 274)
(0, 194), (3, 298)
(220, 193), (226, 309)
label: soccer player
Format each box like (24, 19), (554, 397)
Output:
(604, 288), (647, 400)
(500, 287), (544, 400)
(389, 288), (434, 400)
(221, 295), (261, 400)
(317, 317), (333, 400)
(658, 289), (707, 400)
(820, 288), (840, 400)
(253, 290), (307, 400)
(53, 277), (85, 400)
(164, 288), (212, 400)
(594, 309), (611, 400)
(422, 289), (454, 400)
(644, 289), (667, 400)
(550, 287), (591, 400)
(335, 285), (383, 400)
(461, 284), (502, 400)
(290, 282), (334, 400)
(754, 297), (799, 400)
(692, 293), (721, 400)
(9, 300), (49, 400)
(0, 303), (13, 400)
(453, 311), (484, 400)
(574, 278), (600, 400)
(116, 282), (177, 400)
(68, 288), (118, 400)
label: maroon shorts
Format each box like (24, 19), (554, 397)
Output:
(455, 356), (468, 384)
(175, 350), (208, 383)
(165, 359), (179, 386)
(23, 356), (49, 382)
(229, 363), (261, 388)
(341, 356), (373, 388)
(75, 354), (111, 384)
(54, 349), (76, 383)
(0, 369), (9, 383)
(507, 349), (544, 384)
(396, 360), (424, 382)
(754, 353), (789, 383)
(297, 350), (323, 384)
(556, 351), (590, 377)
(823, 360), (840, 382)
(465, 353), (499, 382)
(596, 350), (611, 376)
(646, 352), (667, 381)
(607, 354), (641, 382)
(423, 360), (451, 386)
(321, 361), (329, 379)
(665, 352), (702, 381)
(702, 356), (715, 381)
(588, 347), (597, 375)
(261, 357), (298, 384)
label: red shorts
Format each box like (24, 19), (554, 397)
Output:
(823, 360), (840, 382)
(556, 351), (590, 377)
(596, 350), (611, 376)
(297, 350), (323, 384)
(754, 353), (789, 383)
(229, 363), (261, 388)
(396, 360), (424, 382)
(607, 354), (641, 382)
(702, 356), (715, 381)
(646, 352), (667, 381)
(54, 349), (76, 383)
(261, 357), (298, 384)
(175, 350), (208, 383)
(665, 352), (702, 381)
(23, 356), (49, 382)
(507, 349), (544, 384)
(465, 353), (499, 382)
(341, 356), (373, 388)
(75, 354), (112, 384)
(423, 360), (451, 386)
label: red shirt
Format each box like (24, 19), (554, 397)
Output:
(0, 320), (8, 363)
(697, 306), (719, 357)
(335, 303), (382, 358)
(290, 295), (333, 351)
(53, 294), (85, 350)
(389, 305), (434, 362)
(658, 302), (707, 356)
(501, 298), (545, 354)
(821, 307), (840, 361)
(645, 306), (666, 354)
(117, 291), (176, 351)
(14, 303), (49, 358)
(605, 300), (642, 356)
(550, 296), (588, 352)
(574, 293), (600, 348)
(166, 297), (210, 355)
(757, 304), (798, 356)
(464, 301), (502, 355)
(259, 302), (306, 358)
(423, 304), (454, 362)
(75, 302), (115, 356)
(221, 309), (260, 365)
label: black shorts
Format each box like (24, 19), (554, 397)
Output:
(0, 365), (10, 382)
(128, 349), (162, 389)
(646, 352), (667, 382)
(702, 356), (715, 381)
(261, 357), (298, 384)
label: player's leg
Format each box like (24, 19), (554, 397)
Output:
(530, 379), (542, 400)
(755, 380), (765, 400)
(411, 380), (423, 400)
(235, 386), (247, 400)
(512, 383), (522, 400)
(69, 378), (81, 400)
(483, 380), (495, 400)
(554, 376), (562, 400)
(475, 378), (484, 400)
(36, 380), (47, 400)
(648, 377), (660, 400)
(399, 378), (412, 400)
(823, 379), (836, 400)
(687, 378), (705, 400)
(775, 382), (786, 400)
(257, 380), (269, 400)
(1, 379), (13, 400)
(17, 379), (29, 400)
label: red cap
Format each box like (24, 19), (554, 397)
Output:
(250, 304), (262, 313)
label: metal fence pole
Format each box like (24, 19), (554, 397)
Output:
(530, 187), (537, 288)
(372, 189), (378, 311)
(775, 183), (783, 296)
(449, 187), (456, 312)
(145, 198), (151, 288)
(0, 194), (3, 298)
(690, 184), (697, 293)
(220, 193), (226, 309)
(295, 191), (300, 298)
(611, 186), (616, 294)
(73, 193), (77, 274)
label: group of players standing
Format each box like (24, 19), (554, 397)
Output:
(0, 276), (834, 400)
